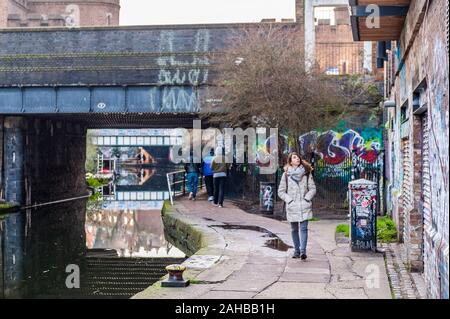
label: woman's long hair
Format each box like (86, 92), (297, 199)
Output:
(284, 152), (313, 173)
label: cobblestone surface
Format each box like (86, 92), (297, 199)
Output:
(380, 243), (428, 299)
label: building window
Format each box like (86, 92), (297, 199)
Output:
(400, 100), (410, 139)
(106, 13), (112, 26)
(412, 80), (428, 115)
(325, 67), (339, 75)
(400, 102), (409, 124)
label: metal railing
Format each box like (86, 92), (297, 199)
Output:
(167, 170), (203, 205)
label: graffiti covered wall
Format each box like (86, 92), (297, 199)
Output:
(299, 126), (383, 165)
(385, 0), (449, 298)
(297, 121), (384, 210)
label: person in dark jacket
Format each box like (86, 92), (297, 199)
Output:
(202, 149), (215, 201)
(211, 148), (230, 208)
(184, 157), (202, 201)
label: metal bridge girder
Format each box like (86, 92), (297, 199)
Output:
(0, 86), (201, 114)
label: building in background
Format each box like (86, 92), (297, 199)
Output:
(315, 6), (380, 76)
(350, 0), (449, 299)
(0, 0), (120, 27)
(301, 0), (382, 77)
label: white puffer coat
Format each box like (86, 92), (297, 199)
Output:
(278, 167), (317, 222)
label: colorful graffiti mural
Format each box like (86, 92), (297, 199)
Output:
(255, 133), (278, 169)
(297, 126), (384, 211)
(299, 127), (383, 165)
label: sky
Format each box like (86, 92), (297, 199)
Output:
(119, 0), (296, 26)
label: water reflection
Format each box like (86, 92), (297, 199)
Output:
(115, 167), (155, 186)
(0, 200), (86, 298)
(85, 207), (185, 258)
(1, 156), (186, 298)
(86, 156), (185, 259)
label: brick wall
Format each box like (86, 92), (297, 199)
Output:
(313, 5), (376, 76)
(24, 118), (88, 203)
(28, 0), (120, 26)
(3, 0), (120, 27)
(315, 24), (365, 74)
(0, 23), (299, 86)
(3, 117), (25, 204)
(2, 117), (88, 205)
(0, 0), (8, 27)
(1, 0), (29, 27)
(295, 0), (304, 26)
(316, 24), (353, 42)
(1, 213), (25, 298)
(386, 0), (449, 298)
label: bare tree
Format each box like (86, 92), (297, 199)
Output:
(201, 25), (349, 151)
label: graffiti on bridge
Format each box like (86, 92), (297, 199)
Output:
(157, 30), (210, 86)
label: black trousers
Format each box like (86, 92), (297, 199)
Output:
(213, 176), (226, 205)
(204, 175), (214, 197)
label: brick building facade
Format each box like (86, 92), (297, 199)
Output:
(0, 0), (120, 27)
(315, 6), (366, 75)
(351, 0), (449, 299)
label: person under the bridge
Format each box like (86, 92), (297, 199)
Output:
(278, 152), (316, 260)
(202, 148), (215, 202)
(184, 155), (202, 201)
(211, 147), (230, 208)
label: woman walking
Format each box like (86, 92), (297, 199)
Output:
(278, 152), (316, 260)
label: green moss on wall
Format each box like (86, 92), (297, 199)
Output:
(161, 201), (204, 257)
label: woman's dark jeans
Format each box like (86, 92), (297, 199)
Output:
(213, 176), (226, 205)
(290, 221), (309, 255)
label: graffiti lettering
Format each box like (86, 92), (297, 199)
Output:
(161, 88), (199, 112)
(299, 129), (382, 165)
(157, 30), (211, 85)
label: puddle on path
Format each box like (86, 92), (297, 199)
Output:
(209, 224), (292, 252)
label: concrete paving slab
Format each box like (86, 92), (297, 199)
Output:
(134, 196), (392, 300)
(279, 272), (331, 283)
(200, 291), (257, 299)
(254, 282), (335, 299)
(211, 278), (276, 292)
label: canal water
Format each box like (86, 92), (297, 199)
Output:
(0, 158), (186, 299)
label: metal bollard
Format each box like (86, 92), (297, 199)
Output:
(161, 264), (190, 287)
